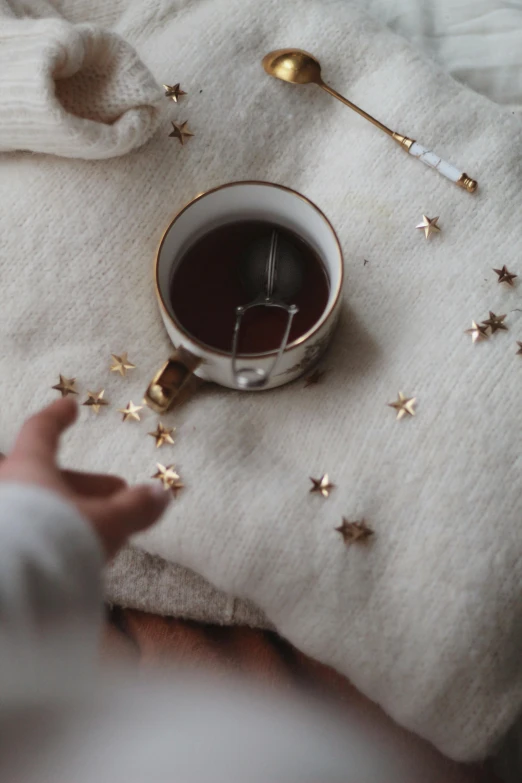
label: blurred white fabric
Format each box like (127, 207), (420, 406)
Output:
(361, 0), (522, 111)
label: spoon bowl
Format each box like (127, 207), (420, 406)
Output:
(262, 49), (323, 86)
(262, 47), (478, 193)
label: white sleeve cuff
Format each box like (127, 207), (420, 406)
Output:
(0, 16), (162, 159)
(0, 482), (104, 626)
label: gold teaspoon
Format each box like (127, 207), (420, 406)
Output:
(263, 49), (477, 193)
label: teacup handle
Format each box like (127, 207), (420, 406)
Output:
(144, 347), (201, 413)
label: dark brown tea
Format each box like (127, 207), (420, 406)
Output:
(169, 221), (330, 354)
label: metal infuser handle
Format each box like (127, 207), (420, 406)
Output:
(232, 229), (299, 390)
(265, 228), (278, 298)
(232, 300), (298, 389)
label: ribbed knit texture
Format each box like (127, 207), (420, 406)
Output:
(0, 1), (162, 158)
(1, 0), (522, 764)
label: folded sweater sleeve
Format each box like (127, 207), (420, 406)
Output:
(0, 10), (162, 159)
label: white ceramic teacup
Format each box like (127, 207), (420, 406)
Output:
(145, 181), (344, 413)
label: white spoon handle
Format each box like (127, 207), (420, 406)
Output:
(317, 82), (478, 193)
(407, 140), (477, 192)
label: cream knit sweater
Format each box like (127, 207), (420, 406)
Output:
(0, 0), (161, 158)
(1, 0), (522, 765)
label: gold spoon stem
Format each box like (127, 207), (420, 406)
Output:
(319, 81), (395, 138)
(262, 48), (477, 192)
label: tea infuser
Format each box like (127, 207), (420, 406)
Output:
(263, 49), (478, 193)
(232, 228), (302, 389)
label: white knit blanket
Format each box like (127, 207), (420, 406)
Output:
(1, 0), (522, 764)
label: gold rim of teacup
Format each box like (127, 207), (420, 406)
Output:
(154, 180), (344, 359)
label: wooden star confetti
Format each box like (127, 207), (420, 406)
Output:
(416, 215), (441, 240)
(152, 463), (184, 495)
(481, 312), (508, 334)
(110, 353), (136, 377)
(169, 121), (194, 145)
(118, 401), (143, 422)
(465, 321), (489, 343)
(82, 389), (109, 414)
(387, 392), (416, 420)
(305, 369), (326, 387)
(493, 266), (518, 286)
(149, 423), (175, 448)
(335, 518), (374, 546)
(163, 83), (187, 103)
(517, 341), (522, 356)
(52, 375), (78, 397)
(310, 474), (335, 498)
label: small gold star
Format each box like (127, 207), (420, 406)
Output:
(305, 369), (326, 387)
(481, 312), (508, 334)
(516, 341), (522, 355)
(163, 83), (187, 103)
(493, 266), (518, 286)
(152, 463), (184, 495)
(465, 321), (489, 343)
(310, 474), (335, 498)
(149, 423), (175, 448)
(416, 215), (441, 240)
(335, 518), (374, 546)
(82, 389), (109, 414)
(52, 375), (78, 397)
(118, 401), (143, 422)
(169, 121), (194, 145)
(110, 353), (136, 377)
(387, 392), (416, 420)
(170, 478), (185, 497)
